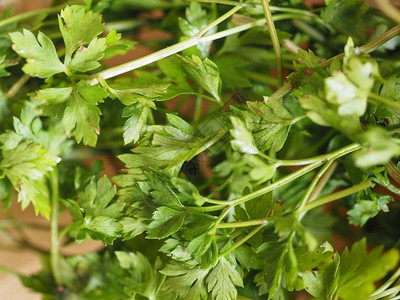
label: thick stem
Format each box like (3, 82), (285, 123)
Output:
(261, 0), (284, 88)
(50, 168), (62, 286)
(301, 181), (373, 212)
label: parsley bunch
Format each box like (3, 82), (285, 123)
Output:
(0, 0), (400, 299)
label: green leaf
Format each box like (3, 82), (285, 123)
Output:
(122, 103), (149, 144)
(58, 5), (104, 57)
(9, 29), (66, 78)
(354, 127), (400, 168)
(287, 49), (329, 96)
(181, 55), (222, 102)
(147, 206), (186, 239)
(348, 195), (392, 226)
(179, 2), (214, 58)
(115, 251), (161, 298)
(0, 142), (59, 217)
(243, 98), (295, 152)
(206, 257), (243, 300)
(63, 81), (108, 146)
(69, 37), (106, 72)
(103, 29), (136, 60)
(161, 263), (209, 299)
(337, 239), (399, 299)
(303, 255), (340, 300)
(230, 116), (259, 154)
(214, 55), (252, 90)
(64, 175), (124, 243)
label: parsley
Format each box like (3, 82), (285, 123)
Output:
(1, 1), (400, 299)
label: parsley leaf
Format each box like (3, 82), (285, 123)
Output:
(63, 176), (124, 244)
(58, 5), (104, 59)
(9, 29), (66, 78)
(180, 55), (222, 103)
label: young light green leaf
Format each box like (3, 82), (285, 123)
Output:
(68, 37), (106, 72)
(0, 142), (59, 217)
(337, 239), (399, 299)
(9, 29), (66, 78)
(303, 256), (340, 300)
(58, 5), (104, 58)
(179, 2), (214, 58)
(206, 257), (243, 300)
(115, 251), (160, 298)
(161, 263), (209, 299)
(122, 103), (149, 144)
(181, 55), (222, 103)
(63, 81), (108, 146)
(348, 195), (392, 226)
(230, 116), (259, 154)
(243, 98), (295, 152)
(147, 206), (186, 239)
(354, 127), (400, 168)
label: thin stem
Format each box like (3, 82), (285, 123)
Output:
(196, 5), (242, 37)
(218, 224), (266, 258)
(227, 160), (324, 206)
(91, 7), (255, 85)
(5, 74), (30, 99)
(370, 267), (400, 298)
(369, 92), (400, 110)
(261, 0), (284, 88)
(217, 218), (268, 228)
(301, 181), (373, 212)
(224, 143), (361, 206)
(212, 206), (232, 230)
(270, 24), (400, 99)
(193, 89), (203, 124)
(50, 168), (61, 286)
(298, 160), (335, 212)
(308, 162), (337, 203)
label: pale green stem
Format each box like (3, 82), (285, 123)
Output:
(370, 268), (400, 299)
(298, 160), (334, 212)
(90, 6), (246, 84)
(308, 162), (337, 203)
(202, 143), (361, 207)
(261, 0), (284, 87)
(196, 5), (242, 37)
(217, 218), (268, 228)
(224, 143), (361, 206)
(301, 181), (373, 212)
(50, 168), (61, 286)
(368, 92), (400, 110)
